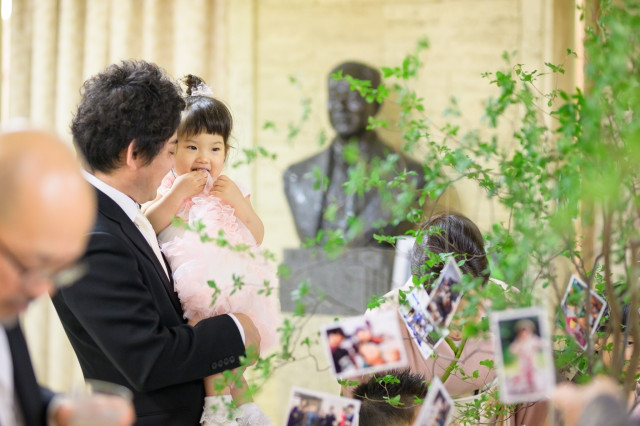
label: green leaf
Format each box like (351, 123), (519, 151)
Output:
(367, 294), (387, 310)
(277, 264), (291, 280)
(384, 394), (404, 406)
(262, 121), (276, 130)
(376, 374), (401, 385)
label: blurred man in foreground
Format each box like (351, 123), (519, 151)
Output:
(0, 128), (134, 425)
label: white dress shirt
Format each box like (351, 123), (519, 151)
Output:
(81, 171), (245, 343)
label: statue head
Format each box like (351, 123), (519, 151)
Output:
(327, 61), (382, 139)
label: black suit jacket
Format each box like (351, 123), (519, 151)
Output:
(52, 188), (245, 425)
(5, 323), (54, 426)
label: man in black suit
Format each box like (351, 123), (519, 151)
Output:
(51, 60), (260, 425)
(0, 129), (133, 424)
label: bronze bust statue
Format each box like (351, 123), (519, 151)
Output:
(283, 61), (426, 247)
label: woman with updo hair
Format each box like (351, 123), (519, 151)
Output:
(410, 211), (490, 289)
(346, 212), (546, 425)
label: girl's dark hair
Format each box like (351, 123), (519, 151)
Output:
(71, 60), (185, 173)
(178, 75), (233, 149)
(410, 211), (490, 289)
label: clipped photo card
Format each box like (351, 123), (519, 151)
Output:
(490, 306), (555, 404)
(425, 257), (464, 328)
(561, 274), (607, 350)
(321, 310), (408, 379)
(398, 285), (446, 359)
(413, 377), (454, 426)
(284, 386), (361, 426)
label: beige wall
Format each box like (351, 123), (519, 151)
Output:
(219, 0), (576, 423)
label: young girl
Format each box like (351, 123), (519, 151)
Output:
(145, 75), (280, 425)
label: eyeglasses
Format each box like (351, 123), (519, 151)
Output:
(0, 237), (87, 289)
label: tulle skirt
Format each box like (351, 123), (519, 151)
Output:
(160, 186), (281, 354)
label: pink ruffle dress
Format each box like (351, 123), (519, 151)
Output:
(157, 172), (281, 353)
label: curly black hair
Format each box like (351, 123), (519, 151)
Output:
(178, 74), (232, 150)
(353, 369), (429, 426)
(410, 211), (490, 290)
(71, 60), (185, 173)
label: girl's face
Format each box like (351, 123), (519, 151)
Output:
(174, 133), (226, 178)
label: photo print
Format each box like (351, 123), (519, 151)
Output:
(413, 377), (454, 426)
(490, 306), (555, 404)
(425, 257), (464, 328)
(321, 310), (408, 379)
(285, 386), (361, 426)
(561, 274), (607, 350)
(399, 257), (464, 359)
(399, 285), (445, 359)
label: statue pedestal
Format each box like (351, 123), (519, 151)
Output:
(279, 247), (395, 315)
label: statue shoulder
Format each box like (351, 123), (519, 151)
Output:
(371, 136), (423, 170)
(284, 147), (332, 180)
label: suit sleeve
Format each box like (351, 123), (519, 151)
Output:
(56, 231), (245, 392)
(40, 386), (54, 406)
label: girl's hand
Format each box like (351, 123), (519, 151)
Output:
(211, 175), (246, 209)
(211, 175), (265, 244)
(171, 170), (208, 201)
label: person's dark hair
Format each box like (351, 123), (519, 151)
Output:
(329, 61), (382, 114)
(327, 327), (346, 337)
(71, 60), (185, 173)
(598, 302), (630, 333)
(620, 304), (630, 329)
(178, 75), (233, 152)
(410, 212), (490, 290)
(353, 369), (428, 426)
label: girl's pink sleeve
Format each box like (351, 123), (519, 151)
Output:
(233, 179), (251, 198)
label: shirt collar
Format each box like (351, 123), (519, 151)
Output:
(82, 170), (139, 222)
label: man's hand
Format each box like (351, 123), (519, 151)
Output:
(53, 394), (135, 426)
(171, 170), (208, 201)
(234, 313), (261, 365)
(551, 376), (623, 426)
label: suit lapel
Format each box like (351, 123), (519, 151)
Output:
(306, 148), (329, 237)
(6, 324), (43, 425)
(95, 189), (183, 316)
